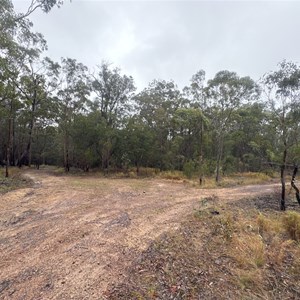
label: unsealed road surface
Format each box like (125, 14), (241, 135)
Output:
(0, 171), (277, 299)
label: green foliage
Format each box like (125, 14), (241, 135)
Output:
(1, 0), (300, 182)
(183, 160), (197, 179)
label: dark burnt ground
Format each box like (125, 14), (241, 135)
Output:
(231, 191), (300, 212)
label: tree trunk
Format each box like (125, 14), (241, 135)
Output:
(199, 119), (204, 186)
(215, 135), (223, 183)
(280, 146), (287, 211)
(18, 86), (37, 168)
(291, 166), (300, 205)
(11, 116), (15, 166)
(27, 88), (37, 167)
(5, 101), (13, 178)
(64, 132), (70, 172)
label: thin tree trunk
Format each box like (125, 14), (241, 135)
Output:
(280, 146), (287, 211)
(5, 101), (13, 177)
(291, 166), (300, 205)
(27, 87), (37, 167)
(18, 86), (37, 168)
(215, 134), (223, 183)
(64, 131), (70, 172)
(5, 116), (12, 178)
(11, 116), (15, 166)
(199, 119), (204, 185)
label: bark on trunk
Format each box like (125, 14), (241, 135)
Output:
(280, 146), (287, 211)
(291, 166), (300, 206)
(199, 119), (204, 186)
(18, 84), (37, 168)
(215, 134), (223, 183)
(64, 132), (70, 172)
(5, 116), (12, 178)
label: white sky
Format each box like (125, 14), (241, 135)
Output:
(12, 0), (300, 91)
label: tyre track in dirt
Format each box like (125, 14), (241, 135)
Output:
(0, 170), (278, 300)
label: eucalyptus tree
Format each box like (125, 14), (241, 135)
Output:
(183, 70), (209, 182)
(262, 60), (300, 210)
(70, 112), (103, 171)
(15, 57), (60, 167)
(184, 70), (206, 108)
(91, 62), (135, 169)
(15, 0), (63, 20)
(91, 62), (135, 127)
(0, 0), (47, 176)
(135, 79), (183, 170)
(57, 58), (90, 171)
(170, 108), (208, 172)
(0, 0), (63, 26)
(122, 117), (155, 173)
(205, 71), (260, 182)
(229, 103), (267, 172)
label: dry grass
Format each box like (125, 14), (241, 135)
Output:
(200, 172), (274, 189)
(0, 167), (32, 194)
(232, 234), (266, 268)
(282, 211), (300, 242)
(107, 196), (300, 299)
(39, 166), (275, 189)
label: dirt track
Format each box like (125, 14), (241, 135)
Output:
(0, 170), (277, 300)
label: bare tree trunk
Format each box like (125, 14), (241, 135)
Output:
(18, 86), (37, 168)
(291, 166), (300, 205)
(215, 135), (223, 183)
(280, 146), (287, 211)
(27, 87), (37, 167)
(64, 131), (70, 172)
(5, 102), (13, 178)
(199, 119), (204, 186)
(11, 117), (15, 166)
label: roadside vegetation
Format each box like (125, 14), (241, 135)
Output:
(0, 167), (32, 194)
(106, 193), (300, 299)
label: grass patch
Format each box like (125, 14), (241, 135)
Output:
(40, 166), (275, 189)
(199, 172), (274, 189)
(0, 167), (32, 194)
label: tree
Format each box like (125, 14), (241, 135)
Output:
(229, 103), (267, 172)
(57, 58), (90, 171)
(183, 70), (208, 182)
(15, 57), (60, 167)
(262, 60), (300, 210)
(0, 0), (47, 176)
(123, 117), (155, 174)
(70, 112), (103, 171)
(90, 63), (135, 170)
(91, 62), (135, 128)
(135, 79), (183, 170)
(171, 108), (208, 172)
(206, 71), (259, 182)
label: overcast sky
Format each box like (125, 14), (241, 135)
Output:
(12, 0), (300, 90)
